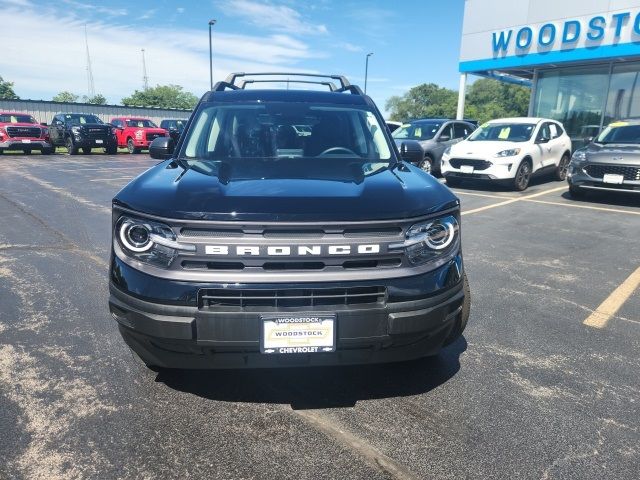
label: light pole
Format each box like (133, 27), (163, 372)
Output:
(364, 52), (373, 94)
(209, 19), (217, 90)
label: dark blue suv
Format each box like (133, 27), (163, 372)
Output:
(108, 73), (470, 370)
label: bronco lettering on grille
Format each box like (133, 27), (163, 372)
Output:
(204, 244), (381, 256)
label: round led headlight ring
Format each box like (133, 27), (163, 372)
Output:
(424, 221), (455, 250)
(119, 221), (153, 252)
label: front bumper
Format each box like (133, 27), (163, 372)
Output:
(109, 255), (466, 368)
(72, 136), (117, 148)
(0, 139), (51, 150)
(568, 164), (640, 193)
(442, 157), (518, 181)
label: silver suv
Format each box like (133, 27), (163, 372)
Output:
(568, 120), (640, 197)
(392, 119), (476, 174)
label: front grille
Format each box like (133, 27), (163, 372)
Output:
(449, 158), (493, 170)
(85, 127), (109, 138)
(146, 132), (162, 141)
(6, 126), (41, 138)
(198, 286), (386, 310)
(180, 226), (403, 239)
(585, 164), (640, 181)
(182, 257), (402, 271)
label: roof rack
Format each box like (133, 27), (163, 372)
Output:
(212, 72), (363, 95)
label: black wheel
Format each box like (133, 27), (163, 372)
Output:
(82, 147), (91, 155)
(418, 155), (433, 174)
(445, 177), (462, 188)
(0, 149), (4, 155)
(443, 273), (470, 346)
(106, 145), (117, 155)
(569, 184), (585, 198)
(23, 148), (32, 155)
(555, 153), (570, 181)
(512, 160), (532, 191)
(42, 147), (54, 155)
(127, 138), (138, 154)
(66, 137), (78, 155)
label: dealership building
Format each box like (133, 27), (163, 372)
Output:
(458, 0), (640, 147)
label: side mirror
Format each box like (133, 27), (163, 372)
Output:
(536, 136), (550, 144)
(149, 137), (175, 159)
(438, 134), (451, 142)
(584, 136), (594, 144)
(399, 140), (424, 164)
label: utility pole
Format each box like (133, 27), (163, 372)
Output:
(84, 25), (95, 97)
(141, 48), (149, 91)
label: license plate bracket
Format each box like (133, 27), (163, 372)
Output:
(603, 173), (624, 184)
(260, 313), (336, 354)
(460, 165), (474, 174)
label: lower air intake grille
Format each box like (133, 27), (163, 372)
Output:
(198, 286), (386, 310)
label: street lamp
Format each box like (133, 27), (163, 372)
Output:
(364, 52), (373, 94)
(209, 19), (217, 91)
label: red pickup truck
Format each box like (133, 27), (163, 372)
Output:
(0, 112), (53, 155)
(110, 117), (168, 154)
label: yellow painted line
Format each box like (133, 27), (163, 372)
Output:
(454, 191), (513, 200)
(584, 266), (640, 328)
(524, 199), (640, 216)
(88, 178), (134, 182)
(461, 186), (567, 216)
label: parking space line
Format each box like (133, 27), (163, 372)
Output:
(454, 191), (513, 200)
(524, 199), (640, 216)
(461, 186), (567, 216)
(583, 266), (640, 328)
(88, 177), (134, 182)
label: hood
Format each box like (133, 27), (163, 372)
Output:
(449, 139), (525, 157)
(1, 122), (41, 128)
(582, 142), (640, 165)
(114, 160), (459, 222)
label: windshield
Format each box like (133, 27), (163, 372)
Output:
(468, 123), (535, 142)
(392, 122), (442, 140)
(126, 119), (157, 128)
(0, 114), (37, 124)
(596, 123), (640, 144)
(65, 114), (102, 125)
(180, 102), (393, 179)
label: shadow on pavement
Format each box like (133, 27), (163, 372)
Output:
(560, 190), (640, 208)
(155, 337), (467, 409)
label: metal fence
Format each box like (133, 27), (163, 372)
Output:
(0, 99), (192, 125)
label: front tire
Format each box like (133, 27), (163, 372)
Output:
(512, 160), (532, 191)
(42, 147), (54, 155)
(106, 145), (117, 155)
(418, 155), (433, 174)
(555, 154), (570, 181)
(66, 137), (78, 155)
(82, 147), (91, 155)
(443, 273), (470, 346)
(23, 148), (32, 155)
(127, 138), (140, 154)
(569, 184), (585, 198)
(445, 177), (462, 188)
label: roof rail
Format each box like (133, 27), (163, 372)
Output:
(213, 72), (363, 95)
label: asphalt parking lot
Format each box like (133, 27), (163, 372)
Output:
(0, 152), (638, 479)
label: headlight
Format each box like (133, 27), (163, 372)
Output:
(115, 216), (195, 268)
(41, 127), (49, 136)
(442, 146), (452, 159)
(495, 148), (521, 157)
(111, 127), (117, 135)
(71, 126), (82, 134)
(571, 150), (587, 163)
(390, 215), (459, 265)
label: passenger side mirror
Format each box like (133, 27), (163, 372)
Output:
(536, 136), (550, 144)
(399, 140), (423, 164)
(584, 136), (594, 144)
(438, 134), (450, 142)
(149, 137), (175, 160)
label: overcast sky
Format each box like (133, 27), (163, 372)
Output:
(3, 0), (465, 112)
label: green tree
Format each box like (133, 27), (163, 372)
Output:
(83, 93), (107, 105)
(0, 76), (19, 99)
(53, 91), (79, 103)
(385, 83), (457, 121)
(122, 84), (198, 109)
(466, 78), (530, 124)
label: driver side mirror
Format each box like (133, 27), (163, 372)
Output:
(399, 140), (423, 164)
(149, 137), (175, 160)
(438, 134), (450, 142)
(536, 136), (550, 144)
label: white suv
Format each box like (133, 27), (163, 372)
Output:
(441, 118), (572, 191)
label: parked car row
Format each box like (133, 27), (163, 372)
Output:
(392, 115), (639, 195)
(0, 111), (188, 155)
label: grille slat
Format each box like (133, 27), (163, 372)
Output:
(199, 286), (386, 310)
(585, 164), (640, 181)
(449, 158), (493, 170)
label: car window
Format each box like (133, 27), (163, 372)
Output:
(392, 122), (442, 141)
(537, 124), (551, 141)
(439, 124), (453, 139)
(548, 123), (560, 139)
(126, 119), (157, 128)
(468, 123), (535, 142)
(0, 114), (37, 123)
(596, 123), (640, 144)
(453, 123), (470, 139)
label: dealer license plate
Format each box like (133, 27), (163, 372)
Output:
(603, 174), (624, 184)
(460, 165), (474, 174)
(21, 139), (31, 143)
(261, 313), (336, 354)
(95, 139), (103, 144)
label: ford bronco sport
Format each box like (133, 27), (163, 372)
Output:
(109, 73), (470, 369)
